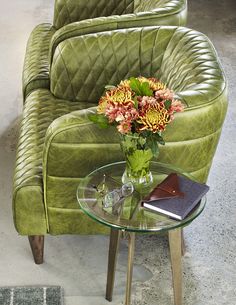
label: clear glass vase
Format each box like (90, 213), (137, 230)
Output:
(120, 133), (153, 186)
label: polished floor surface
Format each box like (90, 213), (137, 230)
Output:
(0, 1), (235, 304)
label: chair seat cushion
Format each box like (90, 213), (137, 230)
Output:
(13, 89), (94, 234)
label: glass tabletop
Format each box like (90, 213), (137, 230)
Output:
(77, 161), (206, 233)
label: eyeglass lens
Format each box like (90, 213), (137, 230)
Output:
(103, 182), (134, 208)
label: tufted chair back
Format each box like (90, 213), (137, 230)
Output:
(134, 0), (181, 12)
(50, 26), (225, 109)
(50, 27), (172, 102)
(53, 0), (134, 29)
(53, 0), (186, 29)
(22, 0), (187, 100)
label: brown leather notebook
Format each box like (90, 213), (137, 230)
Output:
(142, 174), (209, 220)
(143, 173), (184, 202)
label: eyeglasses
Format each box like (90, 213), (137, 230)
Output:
(91, 174), (134, 208)
(103, 182), (134, 208)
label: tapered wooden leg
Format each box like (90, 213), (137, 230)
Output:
(168, 229), (182, 305)
(125, 232), (135, 305)
(28, 235), (44, 264)
(106, 229), (120, 301)
(181, 229), (186, 256)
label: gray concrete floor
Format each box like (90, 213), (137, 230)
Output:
(0, 0), (235, 304)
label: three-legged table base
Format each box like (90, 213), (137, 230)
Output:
(105, 228), (183, 305)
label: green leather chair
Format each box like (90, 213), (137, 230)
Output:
(23, 0), (187, 99)
(14, 26), (227, 264)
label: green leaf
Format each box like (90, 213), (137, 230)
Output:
(133, 96), (139, 109)
(121, 136), (134, 152)
(137, 136), (146, 148)
(140, 82), (153, 96)
(129, 77), (143, 96)
(88, 113), (98, 123)
(127, 149), (153, 172)
(88, 114), (109, 129)
(164, 99), (172, 110)
(129, 77), (153, 97)
(153, 133), (165, 145)
(146, 136), (158, 157)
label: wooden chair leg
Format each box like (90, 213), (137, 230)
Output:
(28, 235), (44, 264)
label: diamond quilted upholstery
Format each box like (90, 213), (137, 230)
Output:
(23, 0), (187, 98)
(134, 0), (186, 13)
(13, 88), (104, 234)
(53, 0), (134, 29)
(51, 27), (175, 102)
(51, 26), (226, 109)
(49, 9), (187, 64)
(22, 24), (56, 99)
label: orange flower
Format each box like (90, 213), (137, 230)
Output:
(148, 80), (166, 91)
(138, 77), (166, 91)
(119, 79), (131, 88)
(138, 103), (170, 133)
(97, 86), (134, 114)
(97, 96), (108, 114)
(106, 86), (133, 104)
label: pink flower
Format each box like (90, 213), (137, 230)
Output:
(105, 101), (138, 124)
(155, 88), (174, 100)
(168, 100), (184, 117)
(171, 100), (184, 112)
(115, 113), (125, 122)
(117, 120), (132, 134)
(138, 96), (157, 107)
(167, 100), (184, 122)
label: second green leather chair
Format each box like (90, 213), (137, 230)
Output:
(14, 26), (227, 263)
(23, 0), (187, 99)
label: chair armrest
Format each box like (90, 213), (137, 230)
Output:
(43, 106), (121, 179)
(156, 28), (228, 142)
(22, 24), (56, 100)
(159, 28), (227, 109)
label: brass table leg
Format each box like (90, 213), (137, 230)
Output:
(181, 229), (186, 256)
(106, 229), (120, 301)
(168, 228), (182, 305)
(125, 232), (136, 305)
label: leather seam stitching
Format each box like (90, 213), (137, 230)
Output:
(44, 159), (214, 180)
(50, 126), (222, 146)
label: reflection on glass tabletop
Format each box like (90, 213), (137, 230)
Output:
(77, 162), (206, 233)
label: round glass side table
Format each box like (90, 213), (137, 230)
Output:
(77, 161), (206, 305)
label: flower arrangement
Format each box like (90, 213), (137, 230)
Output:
(90, 76), (184, 158)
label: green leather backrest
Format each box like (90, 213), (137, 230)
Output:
(50, 2), (187, 64)
(50, 26), (226, 108)
(53, 0), (187, 29)
(50, 27), (175, 102)
(134, 0), (185, 12)
(53, 0), (134, 29)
